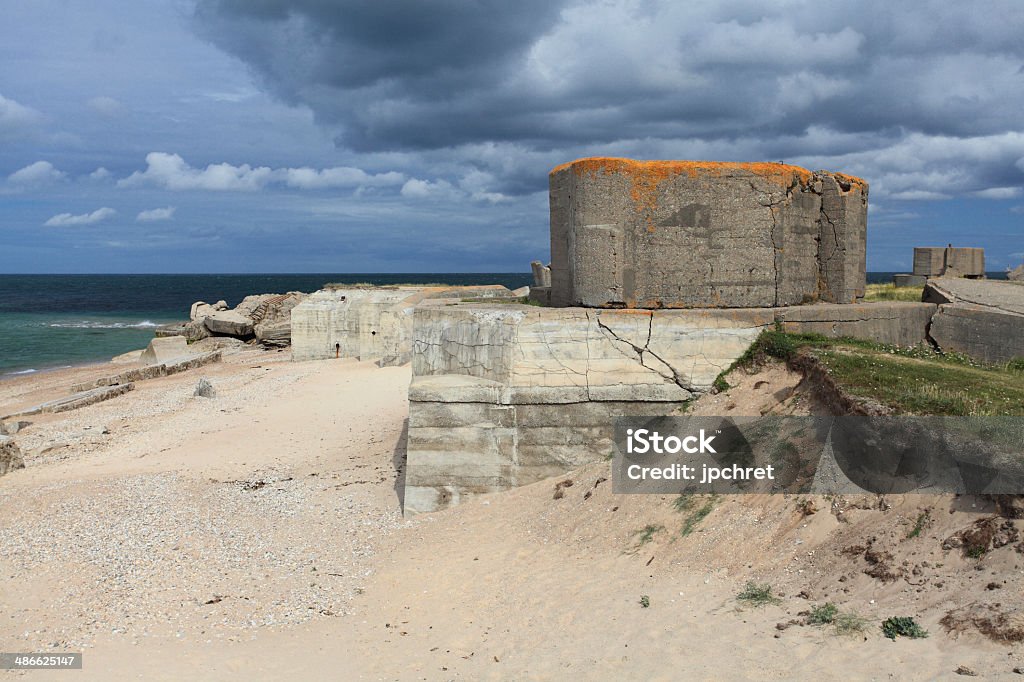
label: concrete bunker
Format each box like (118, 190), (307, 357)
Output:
(545, 158), (867, 309)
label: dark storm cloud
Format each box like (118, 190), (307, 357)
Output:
(193, 0), (1024, 157)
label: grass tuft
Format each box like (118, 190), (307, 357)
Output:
(633, 524), (664, 548)
(881, 616), (928, 640)
(808, 603), (839, 625)
(862, 283), (925, 302)
(906, 511), (930, 540)
(680, 496), (718, 536)
(833, 612), (872, 635)
(736, 581), (781, 607)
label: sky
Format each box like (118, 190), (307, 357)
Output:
(1, 0), (1023, 274)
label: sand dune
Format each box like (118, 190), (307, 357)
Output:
(0, 352), (1021, 680)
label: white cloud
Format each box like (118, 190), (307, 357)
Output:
(86, 96), (121, 115)
(889, 190), (950, 201)
(89, 167), (111, 180)
(0, 93), (41, 130)
(119, 152), (273, 191)
(400, 177), (458, 199)
(972, 186), (1022, 199)
(44, 207), (116, 227)
(119, 152), (405, 192)
(8, 160), (65, 185)
(136, 206), (176, 222)
(283, 166), (405, 189)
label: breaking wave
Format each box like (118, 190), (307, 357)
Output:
(46, 320), (159, 329)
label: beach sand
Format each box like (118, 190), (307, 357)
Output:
(1, 350), (1022, 680)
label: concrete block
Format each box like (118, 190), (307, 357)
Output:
(913, 247), (985, 278)
(892, 274), (926, 288)
(547, 158), (867, 308)
(290, 285), (517, 364)
(139, 336), (189, 365)
(930, 304), (1024, 365)
(776, 302), (938, 347)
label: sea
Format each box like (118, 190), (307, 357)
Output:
(0, 272), (1009, 377)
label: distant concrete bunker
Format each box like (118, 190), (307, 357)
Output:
(546, 158), (868, 309)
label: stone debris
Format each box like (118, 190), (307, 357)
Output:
(924, 278), (1024, 364)
(139, 336), (189, 365)
(0, 435), (25, 476)
(70, 351), (222, 393)
(194, 378), (216, 398)
(0, 420), (29, 436)
(3, 384), (134, 419)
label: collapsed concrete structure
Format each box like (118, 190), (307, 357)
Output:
(924, 277), (1024, 364)
(543, 158), (867, 308)
(290, 285), (520, 365)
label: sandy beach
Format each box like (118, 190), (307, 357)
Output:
(1, 348), (1022, 681)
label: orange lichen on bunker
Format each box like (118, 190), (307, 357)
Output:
(550, 157), (822, 224)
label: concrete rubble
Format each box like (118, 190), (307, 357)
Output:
(0, 435), (25, 476)
(157, 292), (308, 346)
(924, 278), (1024, 364)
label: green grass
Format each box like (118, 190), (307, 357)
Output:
(736, 582), (781, 607)
(680, 497), (718, 536)
(833, 612), (872, 635)
(730, 329), (1024, 416)
(633, 524), (664, 548)
(881, 616), (928, 640)
(672, 494), (695, 512)
(862, 283), (925, 302)
(808, 603), (839, 625)
(639, 595), (650, 608)
(906, 511), (930, 539)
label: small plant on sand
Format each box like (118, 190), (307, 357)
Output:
(736, 582), (781, 607)
(881, 616), (928, 640)
(966, 545), (988, 559)
(633, 524), (664, 548)
(832, 612), (871, 636)
(808, 603), (839, 625)
(680, 497), (718, 537)
(906, 511), (930, 539)
(673, 494), (695, 512)
(712, 374), (730, 393)
(639, 595), (650, 608)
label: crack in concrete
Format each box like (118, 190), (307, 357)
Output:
(594, 311), (691, 392)
(751, 180), (785, 307)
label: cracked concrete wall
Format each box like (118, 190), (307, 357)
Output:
(548, 158), (867, 309)
(291, 285), (517, 365)
(405, 300), (941, 513)
(412, 302), (775, 398)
